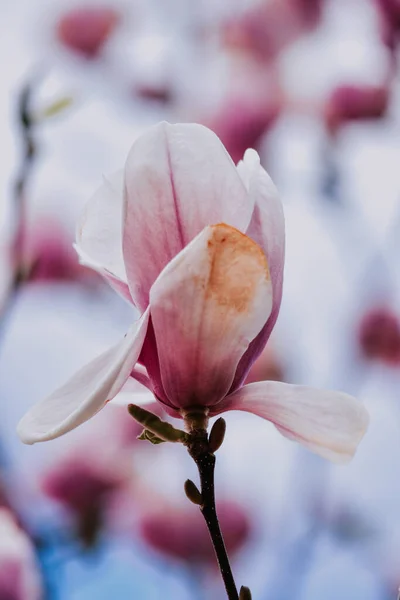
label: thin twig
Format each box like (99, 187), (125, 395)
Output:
(12, 82), (36, 285)
(186, 426), (239, 600)
(0, 81), (37, 341)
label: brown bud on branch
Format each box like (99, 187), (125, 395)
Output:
(209, 417), (226, 452)
(184, 479), (203, 505)
(239, 586), (252, 600)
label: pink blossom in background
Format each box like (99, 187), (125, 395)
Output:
(25, 217), (90, 283)
(358, 307), (400, 365)
(294, 0), (324, 29)
(41, 453), (124, 513)
(208, 98), (281, 164)
(56, 6), (120, 59)
(375, 0), (400, 53)
(221, 0), (321, 62)
(40, 411), (132, 545)
(0, 509), (42, 600)
(140, 500), (251, 566)
(324, 84), (390, 134)
(42, 456), (120, 546)
(18, 122), (368, 464)
(203, 42), (283, 164)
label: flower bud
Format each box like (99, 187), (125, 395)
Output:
(128, 405), (188, 443)
(209, 418), (226, 453)
(184, 480), (203, 506)
(240, 586), (252, 600)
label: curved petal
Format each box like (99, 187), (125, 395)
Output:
(150, 224), (273, 410)
(213, 381), (369, 463)
(130, 364), (152, 389)
(122, 122), (252, 311)
(75, 170), (132, 302)
(17, 310), (150, 444)
(231, 150), (285, 389)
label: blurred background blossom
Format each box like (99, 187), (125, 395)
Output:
(1, 0), (400, 598)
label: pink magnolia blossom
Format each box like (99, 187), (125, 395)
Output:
(375, 0), (400, 52)
(208, 98), (281, 164)
(25, 217), (89, 283)
(41, 452), (126, 546)
(40, 408), (133, 545)
(0, 509), (42, 600)
(41, 447), (127, 513)
(140, 500), (251, 566)
(221, 0), (322, 62)
(324, 84), (389, 134)
(18, 122), (368, 463)
(293, 0), (323, 29)
(56, 6), (119, 59)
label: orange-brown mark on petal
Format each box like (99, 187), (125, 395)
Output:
(206, 223), (270, 313)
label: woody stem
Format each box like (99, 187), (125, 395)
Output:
(187, 430), (239, 600)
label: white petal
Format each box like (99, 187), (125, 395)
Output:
(213, 381), (369, 463)
(241, 150), (285, 286)
(231, 149), (285, 389)
(17, 310), (150, 444)
(75, 170), (131, 301)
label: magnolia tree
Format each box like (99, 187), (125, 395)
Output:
(17, 122), (369, 599)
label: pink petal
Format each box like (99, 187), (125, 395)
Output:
(149, 224), (273, 410)
(214, 381), (369, 463)
(75, 171), (132, 303)
(122, 122), (252, 312)
(17, 310), (150, 444)
(232, 149), (285, 389)
(130, 364), (152, 389)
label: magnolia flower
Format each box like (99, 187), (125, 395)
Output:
(18, 122), (368, 462)
(0, 509), (42, 600)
